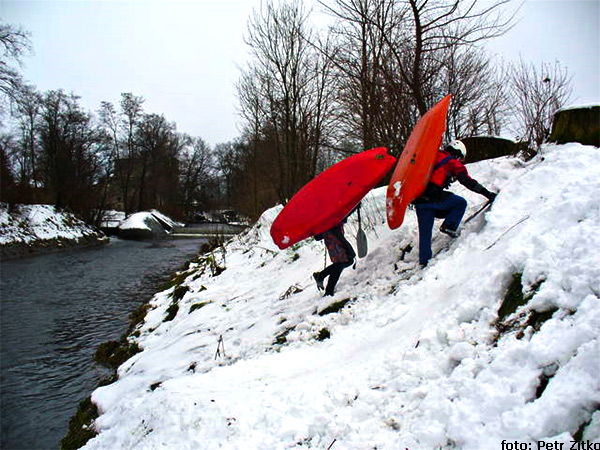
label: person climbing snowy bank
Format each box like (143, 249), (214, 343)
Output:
(412, 140), (497, 267)
(313, 219), (356, 296)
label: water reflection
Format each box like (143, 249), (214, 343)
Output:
(0, 238), (206, 450)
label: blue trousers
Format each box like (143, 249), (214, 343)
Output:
(415, 193), (467, 265)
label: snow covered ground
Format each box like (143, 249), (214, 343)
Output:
(83, 143), (599, 449)
(0, 204), (105, 248)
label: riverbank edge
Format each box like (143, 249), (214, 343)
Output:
(60, 239), (226, 450)
(0, 233), (110, 260)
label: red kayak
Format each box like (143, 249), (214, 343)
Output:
(271, 147), (396, 249)
(386, 95), (452, 229)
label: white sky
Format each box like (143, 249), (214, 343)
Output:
(2, 0), (599, 147)
(486, 0), (600, 105)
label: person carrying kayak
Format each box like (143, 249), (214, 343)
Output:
(313, 219), (356, 296)
(412, 140), (497, 267)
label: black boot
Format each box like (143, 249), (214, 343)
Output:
(440, 224), (460, 238)
(313, 272), (324, 291)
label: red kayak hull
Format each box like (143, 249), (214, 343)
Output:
(271, 147), (396, 249)
(386, 95), (452, 229)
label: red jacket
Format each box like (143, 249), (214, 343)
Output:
(429, 150), (469, 188)
(414, 150), (490, 203)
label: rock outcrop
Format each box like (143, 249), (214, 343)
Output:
(550, 105), (600, 147)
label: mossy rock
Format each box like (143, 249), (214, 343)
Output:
(526, 307), (559, 332)
(164, 303), (179, 322)
(534, 363), (558, 400)
(273, 326), (295, 346)
(127, 302), (151, 335)
(279, 284), (303, 300)
(461, 136), (519, 164)
(60, 396), (98, 450)
(159, 271), (191, 291)
(497, 273), (528, 322)
(318, 298), (353, 316)
(316, 328), (331, 341)
(498, 273), (546, 321)
(94, 340), (141, 370)
(190, 253), (226, 277)
(550, 106), (600, 147)
(172, 285), (190, 302)
(495, 274), (550, 340)
(189, 301), (211, 313)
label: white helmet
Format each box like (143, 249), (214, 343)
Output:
(447, 140), (467, 159)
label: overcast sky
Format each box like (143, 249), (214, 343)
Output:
(2, 0), (599, 146)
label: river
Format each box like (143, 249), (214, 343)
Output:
(0, 237), (209, 450)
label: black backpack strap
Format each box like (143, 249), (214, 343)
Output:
(433, 155), (453, 172)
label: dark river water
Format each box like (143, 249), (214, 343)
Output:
(0, 237), (208, 450)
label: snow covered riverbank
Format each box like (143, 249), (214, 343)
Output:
(80, 143), (599, 449)
(0, 205), (107, 259)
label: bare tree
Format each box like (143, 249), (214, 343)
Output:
(311, 0), (515, 156)
(471, 62), (511, 137)
(319, 0), (388, 150)
(301, 29), (338, 172)
(99, 92), (214, 218)
(236, 64), (269, 214)
(241, 0), (334, 203)
(510, 58), (572, 148)
(318, 0), (415, 153)
(380, 0), (515, 116)
(0, 23), (31, 109)
(133, 113), (182, 212)
(180, 136), (215, 219)
(245, 0), (309, 201)
(97, 93), (145, 214)
(38, 90), (104, 218)
(214, 141), (240, 209)
(0, 135), (16, 203)
(13, 85), (42, 190)
(441, 46), (510, 139)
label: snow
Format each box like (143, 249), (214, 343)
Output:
(119, 212), (155, 232)
(0, 204), (102, 245)
(149, 209), (184, 229)
(556, 103), (600, 113)
(83, 143), (599, 449)
(118, 210), (183, 232)
(470, 135), (516, 142)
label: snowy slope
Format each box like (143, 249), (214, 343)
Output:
(84, 144), (599, 450)
(0, 204), (105, 246)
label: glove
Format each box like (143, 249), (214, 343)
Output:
(485, 191), (497, 202)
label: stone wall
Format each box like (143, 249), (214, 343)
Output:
(460, 136), (520, 164)
(549, 105), (600, 147)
